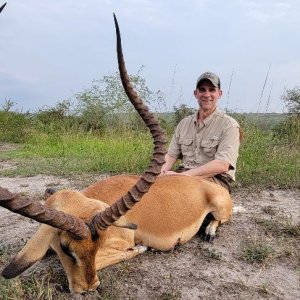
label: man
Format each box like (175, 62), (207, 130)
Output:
(160, 71), (241, 193)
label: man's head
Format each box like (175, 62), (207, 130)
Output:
(194, 71), (222, 113)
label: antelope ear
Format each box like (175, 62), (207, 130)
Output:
(113, 217), (138, 230)
(114, 223), (138, 230)
(2, 225), (56, 278)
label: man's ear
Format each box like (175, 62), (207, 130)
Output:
(218, 89), (223, 98)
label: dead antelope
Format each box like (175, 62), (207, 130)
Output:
(0, 15), (232, 294)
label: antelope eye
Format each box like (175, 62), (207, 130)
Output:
(60, 243), (76, 263)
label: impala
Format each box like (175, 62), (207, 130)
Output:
(0, 14), (232, 294)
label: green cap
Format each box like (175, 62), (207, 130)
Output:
(196, 71), (221, 88)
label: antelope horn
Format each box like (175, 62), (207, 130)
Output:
(0, 186), (90, 239)
(0, 2), (7, 13)
(90, 14), (167, 231)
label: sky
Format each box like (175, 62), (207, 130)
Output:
(0, 0), (299, 113)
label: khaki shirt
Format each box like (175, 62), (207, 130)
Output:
(168, 108), (240, 181)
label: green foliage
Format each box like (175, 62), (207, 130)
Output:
(34, 100), (78, 134)
(0, 132), (153, 176)
(281, 86), (300, 115)
(275, 86), (300, 146)
(0, 111), (299, 188)
(173, 104), (196, 125)
(1, 99), (16, 112)
(0, 110), (32, 143)
(0, 60), (299, 189)
(236, 118), (299, 187)
(240, 239), (274, 264)
(272, 115), (300, 145)
(74, 69), (163, 133)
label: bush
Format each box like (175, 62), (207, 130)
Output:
(34, 100), (78, 134)
(272, 115), (300, 145)
(281, 86), (300, 115)
(274, 86), (300, 145)
(0, 110), (32, 143)
(173, 104), (196, 125)
(74, 69), (162, 133)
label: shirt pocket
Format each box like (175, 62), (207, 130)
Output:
(201, 136), (219, 158)
(179, 138), (194, 156)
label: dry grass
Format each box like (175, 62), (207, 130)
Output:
(255, 217), (300, 238)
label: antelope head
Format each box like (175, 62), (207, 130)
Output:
(0, 14), (166, 293)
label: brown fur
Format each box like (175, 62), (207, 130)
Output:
(82, 175), (232, 250)
(2, 175), (232, 293)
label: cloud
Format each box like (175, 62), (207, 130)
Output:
(1, 0), (300, 113)
(237, 0), (295, 22)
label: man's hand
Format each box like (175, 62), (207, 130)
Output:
(159, 171), (192, 177)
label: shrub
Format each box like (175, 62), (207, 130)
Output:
(281, 86), (300, 115)
(0, 110), (32, 143)
(272, 115), (300, 145)
(173, 104), (196, 125)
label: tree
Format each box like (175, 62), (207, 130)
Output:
(1, 99), (16, 112)
(273, 86), (300, 145)
(281, 86), (300, 115)
(74, 68), (162, 132)
(173, 104), (196, 125)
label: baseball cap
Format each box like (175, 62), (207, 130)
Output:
(196, 72), (221, 89)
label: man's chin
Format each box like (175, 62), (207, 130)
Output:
(201, 104), (214, 110)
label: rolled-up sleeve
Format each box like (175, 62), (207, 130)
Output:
(215, 125), (240, 170)
(167, 124), (182, 159)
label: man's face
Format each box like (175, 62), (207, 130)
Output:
(194, 80), (222, 112)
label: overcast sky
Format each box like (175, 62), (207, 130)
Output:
(0, 0), (299, 113)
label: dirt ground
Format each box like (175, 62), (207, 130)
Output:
(0, 171), (299, 299)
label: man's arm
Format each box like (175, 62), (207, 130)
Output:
(180, 159), (230, 177)
(160, 154), (177, 173)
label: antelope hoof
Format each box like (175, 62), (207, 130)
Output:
(204, 234), (215, 243)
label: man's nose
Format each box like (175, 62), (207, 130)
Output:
(203, 90), (210, 96)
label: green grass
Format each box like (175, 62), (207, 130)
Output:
(0, 115), (299, 188)
(236, 125), (299, 188)
(240, 239), (274, 264)
(0, 131), (153, 177)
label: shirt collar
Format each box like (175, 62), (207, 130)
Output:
(193, 107), (220, 126)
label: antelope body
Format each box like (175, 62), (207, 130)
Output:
(0, 175), (232, 293)
(0, 9), (233, 294)
(81, 175), (232, 250)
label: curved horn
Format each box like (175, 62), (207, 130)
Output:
(90, 14), (167, 231)
(0, 187), (90, 239)
(0, 2), (7, 13)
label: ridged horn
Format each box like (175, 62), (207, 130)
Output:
(0, 2), (7, 13)
(0, 187), (90, 239)
(90, 14), (167, 231)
